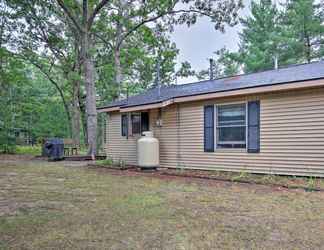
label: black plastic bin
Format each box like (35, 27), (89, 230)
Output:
(44, 138), (64, 161)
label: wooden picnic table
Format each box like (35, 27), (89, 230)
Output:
(63, 139), (79, 156)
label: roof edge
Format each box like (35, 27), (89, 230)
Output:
(97, 106), (120, 113)
(98, 78), (324, 113)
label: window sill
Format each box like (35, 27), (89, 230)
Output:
(215, 148), (247, 153)
(126, 134), (141, 138)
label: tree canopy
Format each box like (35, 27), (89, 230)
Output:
(1, 0), (243, 153)
(2, 0), (322, 154)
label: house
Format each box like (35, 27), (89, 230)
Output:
(98, 61), (324, 177)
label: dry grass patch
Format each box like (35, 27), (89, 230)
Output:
(163, 168), (324, 191)
(1, 159), (324, 249)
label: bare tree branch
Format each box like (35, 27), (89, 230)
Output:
(87, 0), (111, 29)
(94, 33), (113, 51)
(82, 0), (88, 28)
(32, 62), (72, 123)
(56, 0), (83, 33)
(48, 58), (55, 73)
(117, 8), (212, 49)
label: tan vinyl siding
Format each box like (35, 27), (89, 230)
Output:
(105, 87), (324, 176)
(105, 112), (138, 165)
(150, 106), (179, 167)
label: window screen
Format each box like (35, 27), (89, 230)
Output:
(217, 104), (246, 148)
(204, 105), (215, 152)
(121, 114), (128, 137)
(131, 113), (141, 134)
(248, 101), (260, 153)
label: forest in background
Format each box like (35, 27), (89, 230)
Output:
(1, 0), (323, 154)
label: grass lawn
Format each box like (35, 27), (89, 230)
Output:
(1, 156), (324, 249)
(15, 146), (41, 156)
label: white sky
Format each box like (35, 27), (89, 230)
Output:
(169, 0), (251, 84)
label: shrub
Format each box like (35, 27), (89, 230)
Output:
(96, 157), (114, 166)
(306, 176), (316, 191)
(118, 159), (126, 169)
(0, 132), (16, 154)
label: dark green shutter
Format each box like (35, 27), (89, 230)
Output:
(248, 101), (260, 153)
(204, 105), (214, 152)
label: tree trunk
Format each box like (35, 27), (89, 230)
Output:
(114, 1), (124, 99)
(71, 78), (81, 145)
(78, 86), (87, 145)
(306, 36), (311, 63)
(82, 32), (97, 159)
(57, 0), (111, 159)
(71, 42), (82, 146)
(114, 46), (122, 98)
(80, 102), (88, 145)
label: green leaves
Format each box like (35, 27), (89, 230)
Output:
(0, 48), (70, 149)
(2, 0), (245, 149)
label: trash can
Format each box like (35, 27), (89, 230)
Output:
(44, 138), (64, 161)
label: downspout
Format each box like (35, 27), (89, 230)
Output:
(126, 82), (129, 105)
(176, 103), (181, 168)
(273, 54), (279, 70)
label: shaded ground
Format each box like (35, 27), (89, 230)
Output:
(1, 155), (324, 249)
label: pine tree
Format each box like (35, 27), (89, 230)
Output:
(196, 48), (240, 81)
(238, 0), (288, 73)
(282, 0), (324, 63)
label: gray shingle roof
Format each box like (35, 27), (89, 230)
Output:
(98, 61), (324, 109)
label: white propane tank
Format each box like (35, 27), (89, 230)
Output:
(137, 131), (159, 169)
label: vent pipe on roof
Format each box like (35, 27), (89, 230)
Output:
(209, 58), (214, 80)
(126, 83), (129, 104)
(156, 55), (161, 98)
(273, 54), (279, 70)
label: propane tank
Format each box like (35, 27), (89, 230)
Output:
(137, 131), (159, 169)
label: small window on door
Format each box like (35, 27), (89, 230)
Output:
(141, 112), (149, 132)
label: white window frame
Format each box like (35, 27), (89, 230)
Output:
(214, 102), (248, 150)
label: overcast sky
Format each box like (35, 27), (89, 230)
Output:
(170, 0), (251, 84)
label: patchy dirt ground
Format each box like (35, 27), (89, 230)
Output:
(1, 155), (324, 249)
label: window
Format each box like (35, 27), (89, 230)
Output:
(121, 114), (128, 136)
(216, 103), (246, 148)
(121, 112), (150, 136)
(131, 113), (141, 134)
(141, 112), (149, 132)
